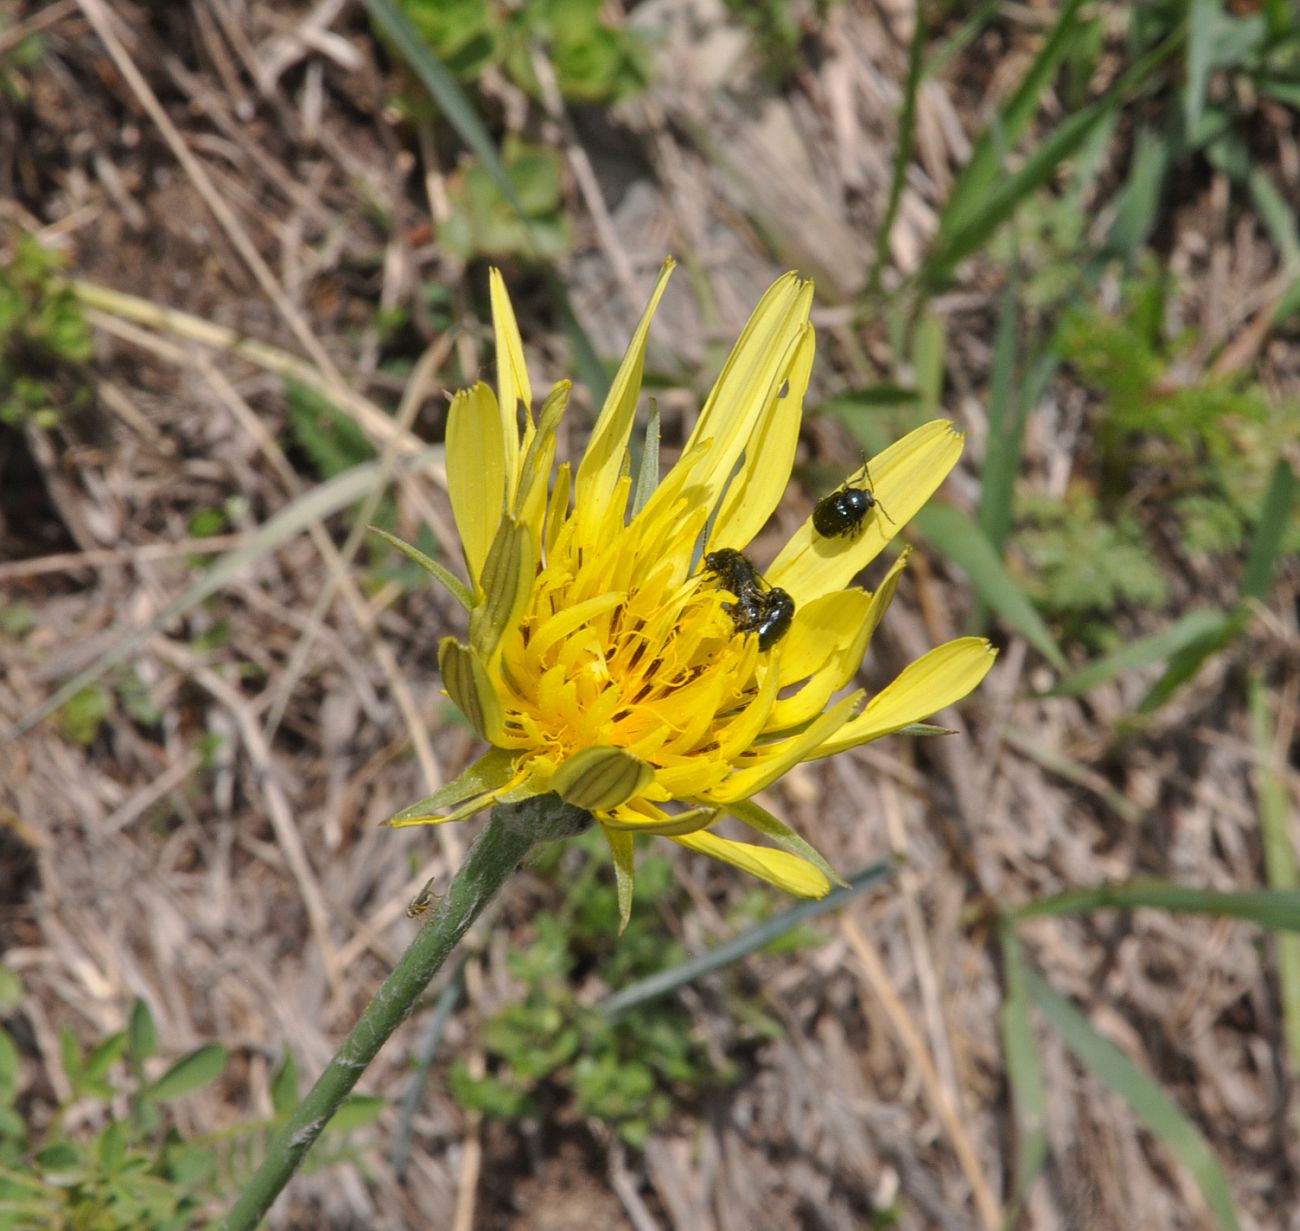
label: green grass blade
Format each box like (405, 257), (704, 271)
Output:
(916, 502), (1066, 669)
(978, 280), (1024, 552)
(364, 0), (523, 215)
(363, 0), (609, 405)
(1049, 607), (1231, 697)
(1185, 0), (1222, 138)
(599, 860), (894, 1019)
(870, 2), (927, 291)
(1016, 879), (1300, 932)
(1249, 675), (1300, 1070)
(999, 926), (1048, 1225)
(925, 30), (1183, 286)
(1026, 967), (1242, 1231)
(1104, 123), (1174, 264)
(941, 0), (1089, 238)
(1240, 459), (1297, 603)
(6, 448), (441, 740)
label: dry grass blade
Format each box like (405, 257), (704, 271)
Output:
(841, 916), (1002, 1231)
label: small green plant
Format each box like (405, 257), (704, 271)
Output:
(393, 0), (649, 104)
(0, 231), (93, 429)
(1054, 268), (1300, 559)
(450, 838), (788, 1147)
(0, 986), (227, 1231)
(0, 981), (384, 1231)
(440, 138), (570, 262)
(0, 20), (44, 102)
(721, 0), (840, 83)
(1014, 487), (1167, 650)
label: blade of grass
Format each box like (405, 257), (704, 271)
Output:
(1026, 967), (1242, 1231)
(1248, 675), (1300, 1071)
(998, 925), (1048, 1227)
(1048, 607), (1231, 697)
(1016, 879), (1300, 932)
(1185, 0), (1222, 139)
(363, 0), (609, 404)
(941, 0), (1089, 238)
(599, 860), (894, 1019)
(915, 502), (1066, 670)
(6, 449), (440, 740)
(978, 279), (1025, 552)
(924, 30), (1184, 286)
(1240, 459), (1297, 602)
(1103, 123), (1173, 265)
(870, 2), (927, 292)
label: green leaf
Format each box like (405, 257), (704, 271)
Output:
(999, 926), (1048, 1224)
(1016, 880), (1300, 932)
(1027, 967), (1242, 1231)
(85, 1031), (127, 1082)
(144, 1043), (228, 1102)
(915, 502), (1066, 669)
(97, 1119), (128, 1171)
(1048, 607), (1231, 698)
(127, 998), (158, 1065)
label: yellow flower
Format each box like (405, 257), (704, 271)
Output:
(384, 260), (995, 923)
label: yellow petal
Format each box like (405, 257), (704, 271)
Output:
(446, 382), (507, 588)
(708, 321), (814, 551)
(768, 420), (964, 606)
(490, 267), (528, 483)
(574, 258), (675, 532)
(640, 275), (812, 527)
(765, 552), (909, 731)
(813, 637), (998, 757)
(552, 746), (655, 811)
(671, 830), (830, 898)
(710, 690), (862, 803)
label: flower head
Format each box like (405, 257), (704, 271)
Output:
(386, 261), (995, 923)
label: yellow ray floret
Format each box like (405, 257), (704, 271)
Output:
(389, 262), (997, 925)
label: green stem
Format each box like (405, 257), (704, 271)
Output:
(220, 796), (592, 1231)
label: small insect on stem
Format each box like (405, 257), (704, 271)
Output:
(407, 876), (442, 918)
(811, 454), (894, 539)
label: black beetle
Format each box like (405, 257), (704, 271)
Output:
(812, 461), (893, 539)
(702, 549), (795, 650)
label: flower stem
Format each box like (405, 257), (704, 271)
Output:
(219, 796), (591, 1231)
